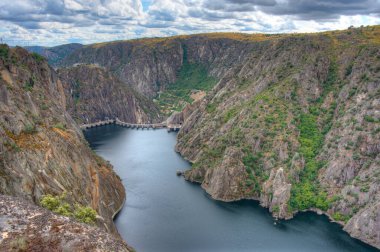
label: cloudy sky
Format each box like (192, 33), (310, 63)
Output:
(0, 0), (379, 46)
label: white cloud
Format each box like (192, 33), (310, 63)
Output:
(0, 0), (379, 46)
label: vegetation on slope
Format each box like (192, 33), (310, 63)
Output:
(40, 194), (97, 224)
(154, 63), (217, 115)
(177, 26), (380, 233)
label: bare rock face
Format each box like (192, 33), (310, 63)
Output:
(260, 168), (292, 219)
(58, 64), (161, 124)
(344, 202), (380, 249)
(0, 46), (125, 235)
(0, 194), (133, 252)
(61, 35), (256, 98)
(200, 147), (248, 201)
(166, 99), (201, 126)
(24, 43), (83, 67)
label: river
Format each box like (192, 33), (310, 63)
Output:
(84, 125), (378, 252)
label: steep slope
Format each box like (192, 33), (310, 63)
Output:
(175, 26), (380, 248)
(25, 43), (83, 67)
(0, 45), (125, 235)
(58, 64), (161, 124)
(60, 34), (268, 100)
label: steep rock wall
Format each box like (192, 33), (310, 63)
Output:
(175, 27), (380, 249)
(61, 35), (258, 98)
(58, 64), (161, 124)
(0, 46), (125, 235)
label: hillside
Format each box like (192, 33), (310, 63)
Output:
(25, 43), (83, 67)
(175, 26), (380, 248)
(58, 64), (161, 124)
(59, 34), (258, 115)
(0, 45), (125, 236)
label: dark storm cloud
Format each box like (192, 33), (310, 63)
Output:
(261, 0), (380, 19)
(188, 8), (237, 21)
(226, 0), (276, 5)
(201, 0), (380, 20)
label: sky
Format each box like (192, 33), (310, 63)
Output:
(0, 0), (379, 47)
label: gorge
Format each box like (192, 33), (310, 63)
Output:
(85, 124), (377, 252)
(0, 25), (379, 251)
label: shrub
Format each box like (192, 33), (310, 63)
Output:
(223, 107), (238, 123)
(361, 73), (370, 82)
(23, 77), (34, 91)
(23, 124), (37, 134)
(206, 103), (217, 113)
(0, 45), (9, 59)
(40, 194), (97, 224)
(272, 205), (280, 213)
(40, 194), (61, 211)
(53, 123), (66, 130)
(332, 212), (350, 223)
(74, 206), (97, 224)
(55, 203), (73, 217)
(364, 115), (377, 123)
(31, 52), (45, 63)
(345, 63), (353, 76)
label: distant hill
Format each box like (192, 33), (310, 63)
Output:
(24, 43), (83, 67)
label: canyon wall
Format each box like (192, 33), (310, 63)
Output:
(175, 27), (380, 248)
(61, 34), (259, 98)
(58, 64), (161, 124)
(0, 46), (126, 236)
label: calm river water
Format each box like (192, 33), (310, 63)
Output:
(84, 125), (378, 252)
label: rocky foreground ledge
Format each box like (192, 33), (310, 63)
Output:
(0, 195), (134, 252)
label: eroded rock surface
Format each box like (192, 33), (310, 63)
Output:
(58, 64), (161, 124)
(0, 195), (133, 252)
(0, 46), (125, 235)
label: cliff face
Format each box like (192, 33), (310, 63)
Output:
(25, 43), (83, 67)
(0, 45), (125, 235)
(174, 27), (380, 248)
(0, 195), (132, 251)
(58, 64), (161, 124)
(61, 34), (259, 98)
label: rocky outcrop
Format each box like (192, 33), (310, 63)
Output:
(0, 194), (133, 251)
(0, 45), (125, 235)
(166, 99), (201, 125)
(185, 147), (249, 201)
(260, 168), (292, 219)
(174, 26), (380, 249)
(344, 202), (380, 249)
(58, 64), (161, 124)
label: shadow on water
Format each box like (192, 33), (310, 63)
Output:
(85, 125), (379, 252)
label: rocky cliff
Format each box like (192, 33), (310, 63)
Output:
(25, 43), (83, 67)
(0, 194), (133, 251)
(60, 34), (263, 99)
(0, 45), (125, 236)
(174, 27), (380, 248)
(58, 64), (161, 124)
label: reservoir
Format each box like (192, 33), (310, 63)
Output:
(84, 125), (378, 252)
